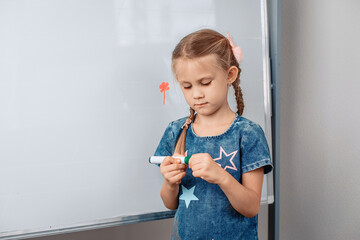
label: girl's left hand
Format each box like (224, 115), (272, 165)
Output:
(188, 153), (227, 184)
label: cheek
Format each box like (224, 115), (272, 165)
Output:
(181, 90), (192, 102)
(211, 84), (227, 95)
(212, 86), (229, 102)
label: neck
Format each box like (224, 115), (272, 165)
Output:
(194, 105), (236, 127)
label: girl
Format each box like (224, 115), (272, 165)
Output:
(154, 29), (273, 240)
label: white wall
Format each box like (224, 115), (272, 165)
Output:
(281, 0), (360, 239)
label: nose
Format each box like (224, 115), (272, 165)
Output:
(192, 86), (204, 99)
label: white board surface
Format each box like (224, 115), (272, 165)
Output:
(0, 0), (273, 238)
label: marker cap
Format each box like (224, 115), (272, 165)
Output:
(184, 156), (190, 164)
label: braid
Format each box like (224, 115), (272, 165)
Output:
(174, 108), (196, 155)
(232, 67), (244, 115)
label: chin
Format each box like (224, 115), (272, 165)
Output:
(195, 109), (215, 116)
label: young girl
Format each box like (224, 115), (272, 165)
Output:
(154, 29), (273, 240)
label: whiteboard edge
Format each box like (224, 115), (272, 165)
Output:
(260, 0), (275, 204)
(0, 211), (176, 240)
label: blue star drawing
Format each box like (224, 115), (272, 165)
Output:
(179, 185), (199, 208)
(214, 146), (238, 171)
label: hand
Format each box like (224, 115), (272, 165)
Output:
(160, 155), (187, 186)
(188, 153), (227, 184)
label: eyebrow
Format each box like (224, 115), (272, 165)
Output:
(179, 76), (213, 84)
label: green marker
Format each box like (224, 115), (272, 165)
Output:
(148, 156), (191, 165)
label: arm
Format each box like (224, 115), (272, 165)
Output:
(160, 180), (180, 210)
(160, 156), (187, 210)
(218, 167), (264, 218)
(189, 153), (264, 218)
(218, 123), (270, 217)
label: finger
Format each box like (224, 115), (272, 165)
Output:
(188, 156), (199, 169)
(162, 163), (187, 175)
(172, 153), (185, 164)
(192, 169), (202, 178)
(168, 171), (187, 184)
(166, 168), (187, 177)
(161, 163), (186, 177)
(164, 163), (187, 172)
(161, 156), (174, 166)
(188, 157), (202, 169)
(161, 157), (184, 170)
(175, 172), (186, 184)
(170, 157), (184, 164)
(190, 163), (202, 172)
(176, 171), (187, 182)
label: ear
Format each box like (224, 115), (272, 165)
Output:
(227, 66), (239, 85)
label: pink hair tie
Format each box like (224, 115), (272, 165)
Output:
(181, 118), (192, 129)
(227, 32), (243, 63)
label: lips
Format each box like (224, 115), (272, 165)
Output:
(195, 102), (207, 107)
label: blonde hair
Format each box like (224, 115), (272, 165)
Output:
(172, 29), (244, 155)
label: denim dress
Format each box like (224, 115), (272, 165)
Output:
(154, 115), (273, 240)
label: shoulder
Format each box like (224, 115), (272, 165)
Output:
(163, 116), (188, 138)
(168, 116), (188, 129)
(232, 116), (264, 135)
(235, 116), (272, 174)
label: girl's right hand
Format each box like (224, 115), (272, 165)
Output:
(160, 156), (187, 186)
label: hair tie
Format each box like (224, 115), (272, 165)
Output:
(227, 32), (243, 63)
(181, 118), (192, 129)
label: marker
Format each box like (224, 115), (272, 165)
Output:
(149, 156), (191, 165)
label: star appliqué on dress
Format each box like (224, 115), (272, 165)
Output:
(213, 146), (238, 171)
(179, 185), (199, 208)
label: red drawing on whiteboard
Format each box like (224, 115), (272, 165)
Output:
(159, 82), (170, 104)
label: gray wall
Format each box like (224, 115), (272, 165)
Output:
(281, 0), (360, 239)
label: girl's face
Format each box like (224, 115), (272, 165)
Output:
(174, 55), (236, 117)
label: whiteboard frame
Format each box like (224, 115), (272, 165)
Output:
(261, 0), (275, 205)
(0, 211), (176, 240)
(0, 0), (273, 238)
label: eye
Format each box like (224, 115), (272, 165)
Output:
(201, 80), (212, 86)
(182, 85), (191, 89)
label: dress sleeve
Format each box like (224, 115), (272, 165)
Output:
(240, 123), (273, 174)
(154, 122), (176, 157)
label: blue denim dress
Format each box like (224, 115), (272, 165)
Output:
(154, 115), (273, 240)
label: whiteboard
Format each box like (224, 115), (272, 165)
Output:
(0, 0), (273, 238)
